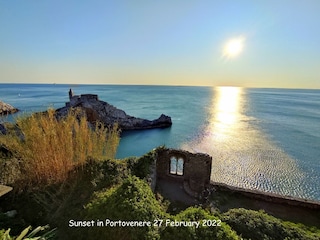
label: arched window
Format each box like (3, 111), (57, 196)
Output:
(170, 156), (184, 176)
(177, 158), (184, 175)
(170, 157), (177, 174)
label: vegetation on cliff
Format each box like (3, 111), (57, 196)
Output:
(0, 110), (319, 239)
(222, 208), (320, 240)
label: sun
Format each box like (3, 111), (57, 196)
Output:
(223, 37), (245, 59)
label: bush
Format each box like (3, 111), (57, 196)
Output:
(0, 108), (120, 189)
(82, 176), (166, 240)
(222, 208), (320, 240)
(127, 149), (156, 179)
(82, 157), (130, 189)
(160, 207), (239, 240)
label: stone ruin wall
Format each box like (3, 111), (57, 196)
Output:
(156, 148), (212, 195)
(211, 181), (320, 210)
(66, 94), (99, 107)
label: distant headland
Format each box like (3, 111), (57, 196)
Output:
(54, 89), (172, 131)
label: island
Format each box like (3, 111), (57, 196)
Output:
(55, 89), (172, 130)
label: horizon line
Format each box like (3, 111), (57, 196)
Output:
(0, 82), (319, 90)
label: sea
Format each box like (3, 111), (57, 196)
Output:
(0, 84), (319, 201)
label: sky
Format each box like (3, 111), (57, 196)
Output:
(0, 0), (320, 88)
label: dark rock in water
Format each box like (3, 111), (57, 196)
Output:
(55, 90), (172, 130)
(0, 101), (18, 115)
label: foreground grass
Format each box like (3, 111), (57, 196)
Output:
(0, 108), (120, 188)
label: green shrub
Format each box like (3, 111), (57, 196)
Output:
(82, 157), (130, 189)
(160, 207), (239, 240)
(222, 208), (320, 240)
(127, 149), (156, 179)
(82, 176), (166, 240)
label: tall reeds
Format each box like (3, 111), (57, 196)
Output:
(0, 109), (120, 188)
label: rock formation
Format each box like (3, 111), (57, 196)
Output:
(55, 90), (172, 131)
(0, 101), (18, 115)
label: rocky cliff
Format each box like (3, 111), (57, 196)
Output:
(55, 90), (172, 131)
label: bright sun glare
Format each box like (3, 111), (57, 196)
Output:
(223, 37), (245, 59)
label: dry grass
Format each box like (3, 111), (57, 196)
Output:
(0, 108), (120, 188)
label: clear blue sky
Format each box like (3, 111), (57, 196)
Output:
(1, 0), (319, 88)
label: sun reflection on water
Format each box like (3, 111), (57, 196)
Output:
(181, 86), (308, 199)
(211, 86), (243, 141)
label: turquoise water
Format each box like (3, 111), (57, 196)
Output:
(1, 84), (319, 201)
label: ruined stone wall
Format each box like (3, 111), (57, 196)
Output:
(148, 152), (157, 192)
(80, 94), (99, 101)
(156, 148), (212, 194)
(211, 182), (320, 210)
(66, 94), (99, 107)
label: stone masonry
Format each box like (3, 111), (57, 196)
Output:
(156, 148), (212, 197)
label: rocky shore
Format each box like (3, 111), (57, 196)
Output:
(0, 101), (18, 115)
(55, 89), (172, 130)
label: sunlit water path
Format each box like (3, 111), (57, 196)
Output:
(181, 87), (310, 198)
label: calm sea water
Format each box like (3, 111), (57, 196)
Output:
(1, 84), (319, 201)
